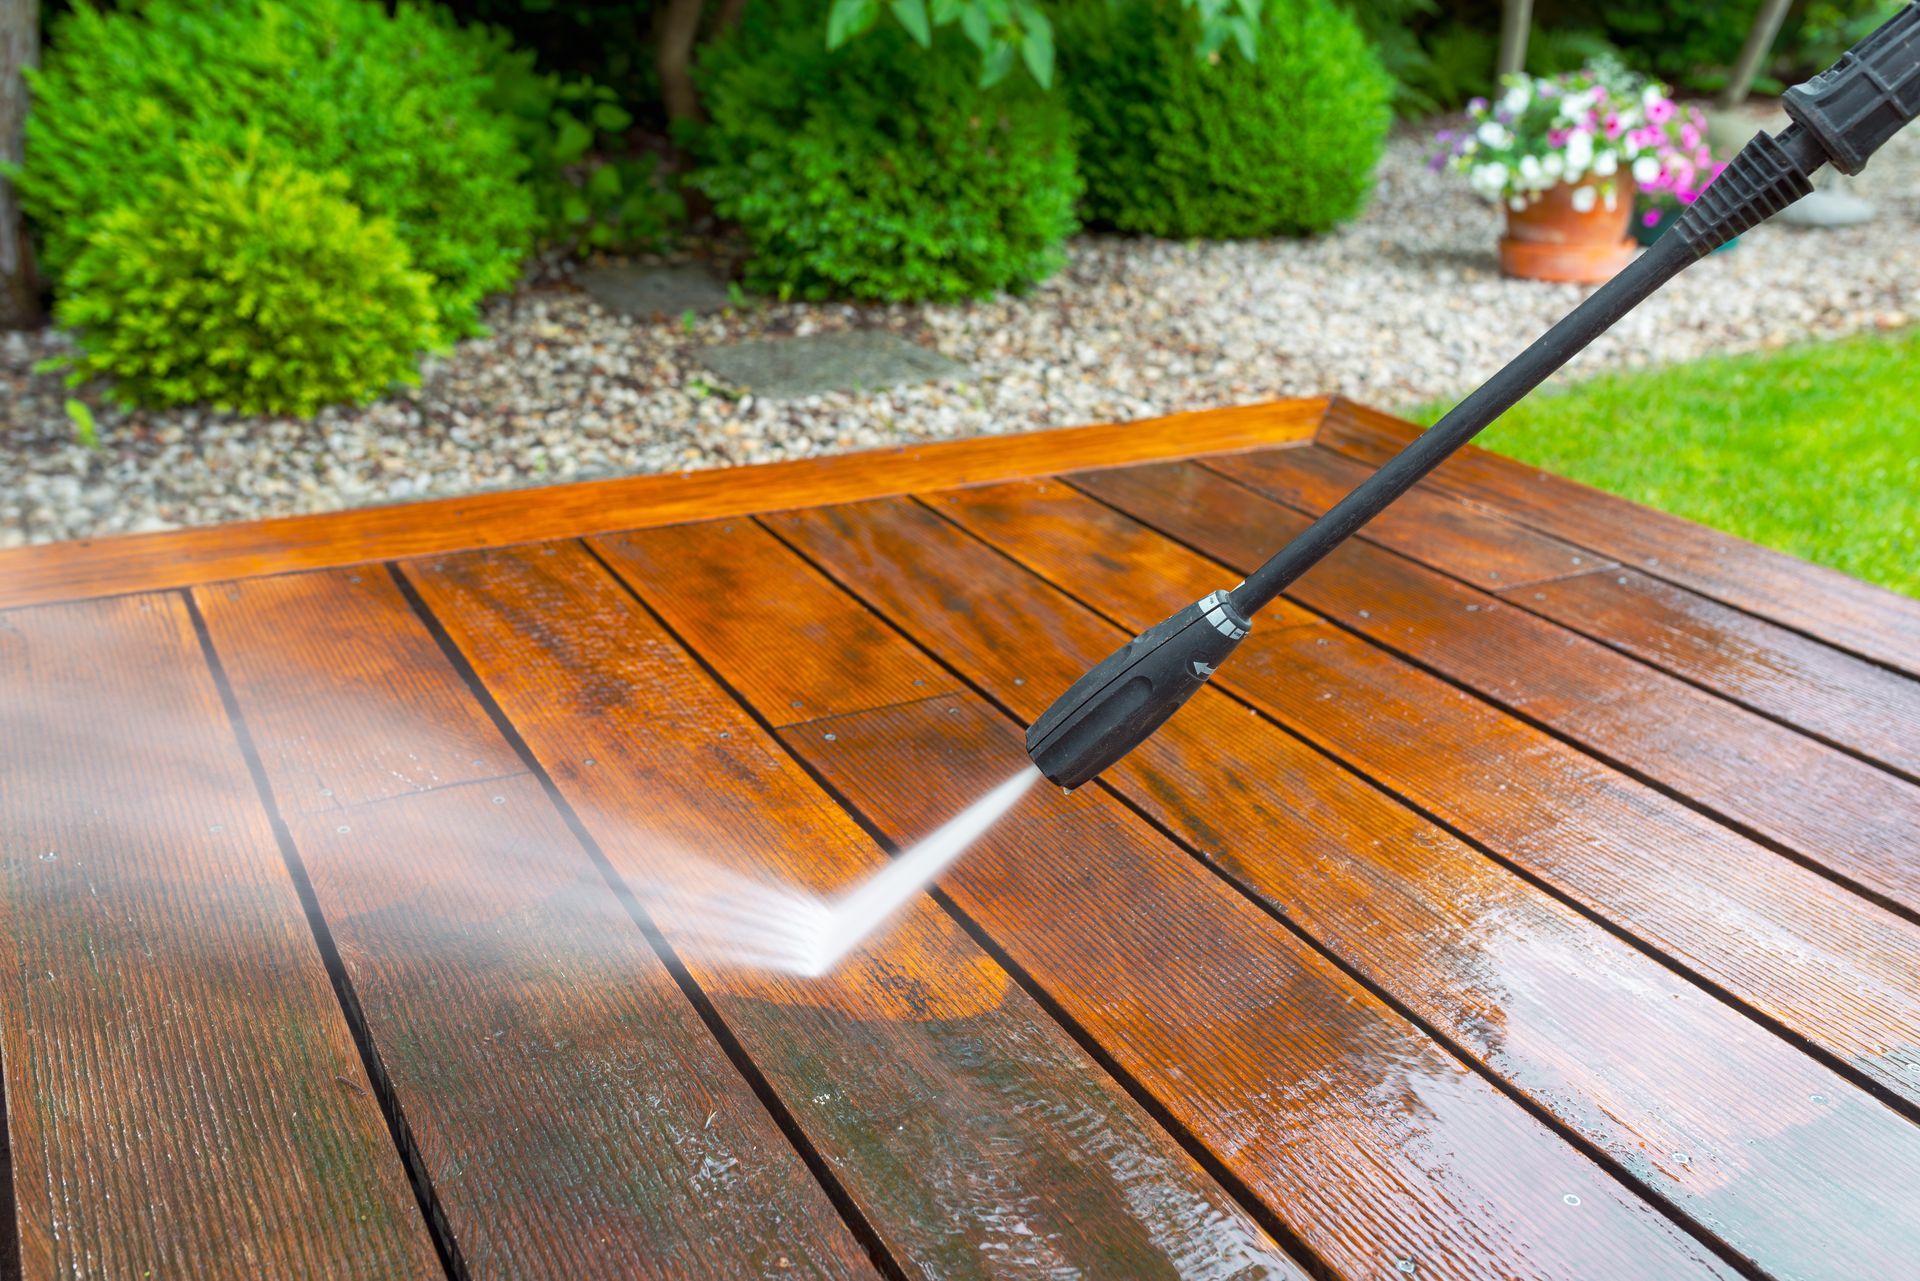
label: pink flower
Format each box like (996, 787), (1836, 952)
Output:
(1603, 112), (1624, 139)
(1647, 98), (1676, 125)
(1643, 209), (1662, 227)
(1676, 186), (1698, 203)
(1548, 128), (1571, 147)
(1679, 122), (1701, 150)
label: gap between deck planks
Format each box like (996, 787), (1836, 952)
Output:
(1315, 398), (1920, 683)
(0, 399), (1326, 613)
(398, 544), (1307, 1280)
(0, 594), (443, 1278)
(196, 568), (877, 1280)
(1204, 442), (1920, 786)
(1081, 457), (1920, 922)
(595, 524), (1758, 1281)
(935, 476), (1920, 1115)
(599, 504), (1920, 1281)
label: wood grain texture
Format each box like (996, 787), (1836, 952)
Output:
(1316, 398), (1920, 679)
(405, 542), (1306, 1281)
(1215, 444), (1920, 780)
(1208, 445), (1608, 590)
(730, 505), (1747, 1281)
(0, 399), (1324, 613)
(0, 593), (441, 1279)
(765, 488), (1920, 1281)
(1514, 568), (1920, 783)
(967, 473), (1920, 1110)
(197, 568), (872, 1280)
(783, 694), (1740, 1281)
(926, 481), (1920, 1279)
(1096, 459), (1920, 919)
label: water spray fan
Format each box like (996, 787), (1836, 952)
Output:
(1028, 5), (1920, 790)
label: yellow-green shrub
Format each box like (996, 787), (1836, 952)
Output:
(58, 158), (442, 417)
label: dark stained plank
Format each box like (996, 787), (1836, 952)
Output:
(741, 494), (1920, 1281)
(655, 516), (1766, 1281)
(1084, 461), (1920, 920)
(1316, 398), (1920, 679)
(1518, 568), (1920, 782)
(1213, 444), (1920, 781)
(940, 476), (1920, 1110)
(1208, 444), (1608, 589)
(0, 398), (1326, 612)
(197, 568), (875, 1279)
(405, 543), (1308, 1281)
(0, 593), (442, 1279)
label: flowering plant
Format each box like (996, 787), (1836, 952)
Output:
(1433, 60), (1705, 215)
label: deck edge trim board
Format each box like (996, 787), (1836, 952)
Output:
(182, 589), (469, 1281)
(0, 397), (1326, 611)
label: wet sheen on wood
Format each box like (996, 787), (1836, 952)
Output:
(748, 492), (1920, 1281)
(1315, 398), (1920, 680)
(1212, 444), (1920, 784)
(197, 568), (874, 1280)
(406, 542), (1306, 1281)
(0, 593), (442, 1279)
(1100, 459), (1920, 919)
(965, 473), (1920, 1111)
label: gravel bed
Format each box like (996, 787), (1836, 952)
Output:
(5, 117), (1917, 547)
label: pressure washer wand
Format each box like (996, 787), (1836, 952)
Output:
(1027, 3), (1920, 790)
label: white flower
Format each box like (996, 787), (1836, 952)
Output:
(1477, 121), (1511, 147)
(1592, 151), (1618, 177)
(1632, 155), (1661, 183)
(1472, 161), (1510, 198)
(1543, 152), (1564, 178)
(1642, 83), (1663, 108)
(1565, 129), (1594, 171)
(1519, 155), (1544, 186)
(1500, 85), (1530, 116)
(1510, 196), (1528, 211)
(1603, 187), (1618, 211)
(1570, 184), (1597, 213)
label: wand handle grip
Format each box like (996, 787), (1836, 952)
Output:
(1783, 1), (1920, 176)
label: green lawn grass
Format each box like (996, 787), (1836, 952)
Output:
(1410, 327), (1920, 598)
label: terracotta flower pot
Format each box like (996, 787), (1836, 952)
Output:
(1499, 175), (1637, 284)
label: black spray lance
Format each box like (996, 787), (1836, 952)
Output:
(1027, 3), (1920, 790)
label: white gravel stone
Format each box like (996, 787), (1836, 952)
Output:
(5, 113), (1916, 547)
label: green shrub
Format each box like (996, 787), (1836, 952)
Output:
(19, 0), (537, 337)
(691, 0), (1081, 303)
(1061, 0), (1391, 239)
(452, 19), (684, 257)
(58, 155), (442, 416)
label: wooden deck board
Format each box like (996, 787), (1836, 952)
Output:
(195, 568), (873, 1279)
(2, 397), (1915, 1280)
(0, 595), (441, 1278)
(1212, 444), (1920, 784)
(1077, 459), (1920, 920)
(954, 473), (1920, 1111)
(403, 543), (1307, 1280)
(712, 496), (1920, 1281)
(1316, 398), (1920, 680)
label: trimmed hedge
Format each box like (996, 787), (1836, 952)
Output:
(692, 0), (1081, 302)
(1061, 0), (1391, 239)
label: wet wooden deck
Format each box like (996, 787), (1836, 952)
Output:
(2, 395), (1917, 1280)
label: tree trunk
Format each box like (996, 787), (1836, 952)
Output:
(0, 0), (39, 330)
(1719, 0), (1794, 108)
(655, 0), (706, 124)
(1496, 0), (1533, 80)
(714, 0), (747, 33)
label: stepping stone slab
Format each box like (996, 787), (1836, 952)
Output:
(698, 332), (972, 399)
(579, 263), (732, 318)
